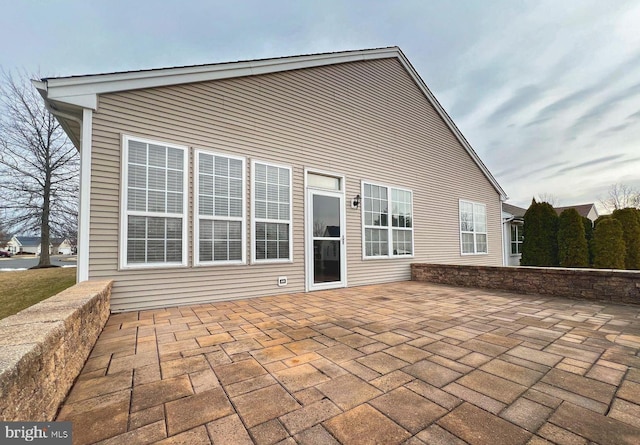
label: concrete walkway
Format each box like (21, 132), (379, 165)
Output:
(57, 282), (640, 444)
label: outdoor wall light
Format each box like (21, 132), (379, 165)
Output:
(352, 194), (361, 209)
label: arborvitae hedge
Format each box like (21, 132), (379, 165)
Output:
(558, 209), (589, 267)
(592, 217), (626, 269)
(521, 199), (559, 266)
(582, 216), (594, 266)
(612, 208), (640, 269)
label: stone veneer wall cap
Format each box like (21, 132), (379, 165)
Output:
(0, 279), (113, 421)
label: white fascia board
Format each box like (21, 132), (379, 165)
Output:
(45, 93), (97, 109)
(43, 47), (399, 103)
(394, 51), (508, 201)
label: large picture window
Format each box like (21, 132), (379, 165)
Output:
(121, 136), (188, 268)
(195, 151), (246, 265)
(362, 182), (413, 258)
(252, 161), (292, 262)
(459, 200), (487, 254)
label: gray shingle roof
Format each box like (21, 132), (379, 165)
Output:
(554, 204), (597, 219)
(502, 203), (527, 218)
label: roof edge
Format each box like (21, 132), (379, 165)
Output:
(393, 49), (507, 199)
(41, 47), (400, 103)
(38, 46), (507, 199)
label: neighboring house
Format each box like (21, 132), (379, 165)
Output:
(502, 203), (526, 266)
(35, 47), (507, 312)
(52, 238), (74, 255)
(554, 203), (599, 224)
(6, 236), (44, 255)
(502, 202), (599, 267)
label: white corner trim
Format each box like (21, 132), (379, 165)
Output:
(500, 197), (507, 267)
(78, 108), (93, 282)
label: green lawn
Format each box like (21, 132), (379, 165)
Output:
(0, 267), (76, 320)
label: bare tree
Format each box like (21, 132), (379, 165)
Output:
(599, 183), (640, 213)
(536, 193), (559, 206)
(0, 70), (79, 267)
(0, 218), (10, 246)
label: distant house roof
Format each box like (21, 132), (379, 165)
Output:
(13, 236), (41, 247)
(502, 203), (527, 218)
(554, 203), (598, 219)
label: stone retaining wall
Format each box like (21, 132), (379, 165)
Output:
(0, 280), (112, 421)
(412, 264), (640, 305)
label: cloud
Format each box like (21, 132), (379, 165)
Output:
(495, 160), (571, 181)
(485, 85), (541, 125)
(531, 86), (600, 125)
(554, 155), (625, 175)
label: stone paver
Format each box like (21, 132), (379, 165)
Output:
(438, 403), (531, 445)
(324, 404), (411, 445)
(232, 384), (300, 427)
(57, 281), (640, 444)
(165, 388), (234, 435)
(369, 386), (447, 433)
(316, 374), (382, 410)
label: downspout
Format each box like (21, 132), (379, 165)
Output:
(500, 198), (507, 267)
(43, 103), (82, 127)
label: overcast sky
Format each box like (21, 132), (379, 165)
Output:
(2, 0), (638, 210)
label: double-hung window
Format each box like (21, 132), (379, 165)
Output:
(121, 136), (188, 268)
(252, 161), (292, 262)
(511, 224), (523, 255)
(362, 182), (413, 258)
(459, 200), (487, 254)
(195, 150), (246, 265)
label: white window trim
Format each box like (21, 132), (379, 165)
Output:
(119, 134), (189, 270)
(361, 180), (415, 260)
(459, 199), (488, 255)
(510, 223), (523, 257)
(193, 149), (247, 266)
(251, 159), (293, 264)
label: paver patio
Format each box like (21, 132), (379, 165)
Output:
(57, 281), (640, 444)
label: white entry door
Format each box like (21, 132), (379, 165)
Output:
(306, 188), (346, 291)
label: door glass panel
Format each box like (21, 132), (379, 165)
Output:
(313, 195), (340, 237)
(311, 192), (342, 286)
(314, 240), (341, 283)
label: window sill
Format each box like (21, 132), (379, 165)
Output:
(119, 262), (188, 271)
(363, 255), (415, 260)
(252, 259), (294, 265)
(194, 260), (247, 267)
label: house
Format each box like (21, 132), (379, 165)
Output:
(6, 236), (43, 255)
(6, 236), (72, 255)
(554, 203), (599, 224)
(502, 203), (526, 266)
(34, 47), (507, 312)
(52, 238), (74, 255)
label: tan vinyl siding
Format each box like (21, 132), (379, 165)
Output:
(89, 58), (503, 311)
